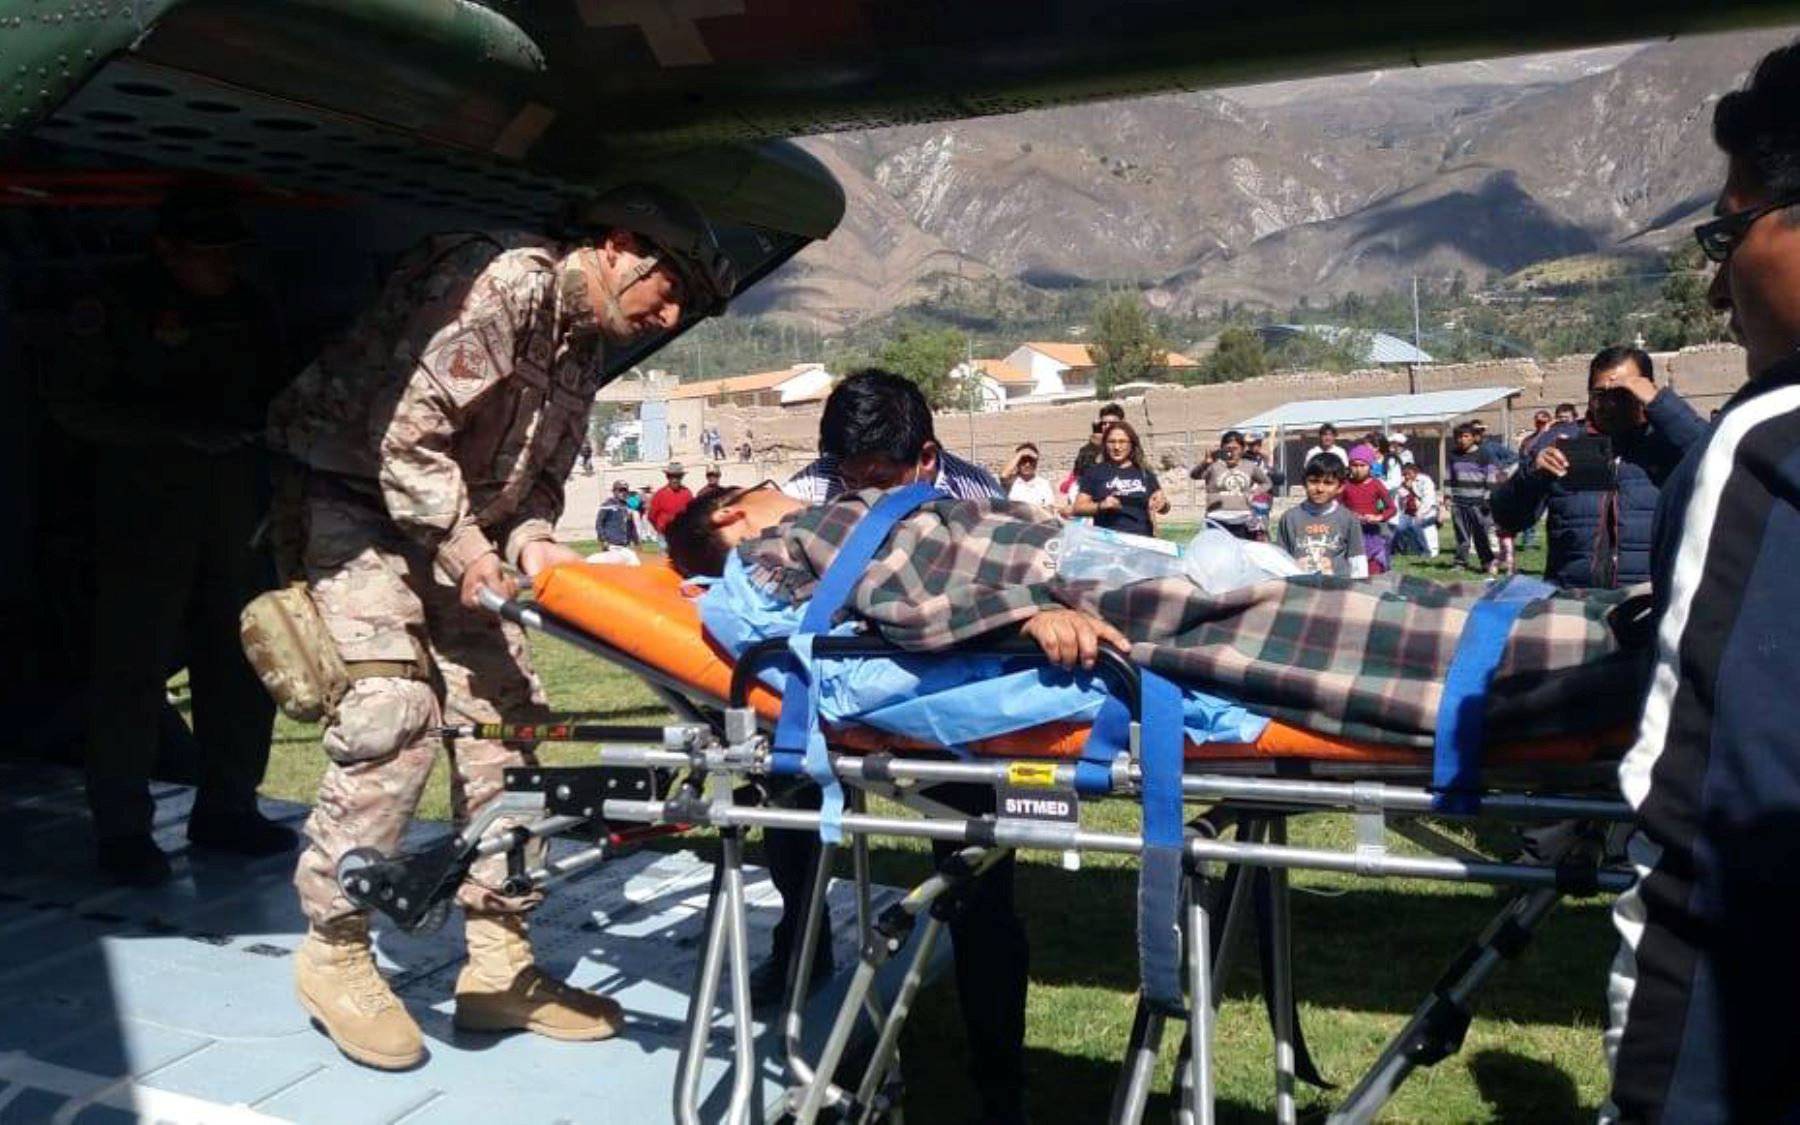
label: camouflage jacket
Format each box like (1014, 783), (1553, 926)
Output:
(269, 233), (603, 580)
(737, 491), (1650, 747)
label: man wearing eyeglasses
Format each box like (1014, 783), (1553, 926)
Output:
(782, 369), (1003, 503)
(1605, 42), (1800, 1123)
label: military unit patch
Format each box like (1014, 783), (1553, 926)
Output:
(445, 338), (489, 384)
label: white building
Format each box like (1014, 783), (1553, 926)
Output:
(663, 362), (835, 409)
(954, 343), (1203, 410)
(948, 357), (1036, 412)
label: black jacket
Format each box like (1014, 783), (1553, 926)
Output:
(1490, 389), (1707, 588)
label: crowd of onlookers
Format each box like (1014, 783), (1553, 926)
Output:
(1256, 343), (1705, 588)
(592, 460), (734, 555)
(593, 350), (1702, 593)
(969, 357), (1700, 592)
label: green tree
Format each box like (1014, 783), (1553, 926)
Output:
(1648, 244), (1726, 350)
(875, 325), (969, 409)
(1088, 292), (1168, 397)
(1197, 326), (1269, 384)
(1268, 327), (1370, 373)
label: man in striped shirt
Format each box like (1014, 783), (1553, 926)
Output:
(781, 372), (1003, 503)
(1605, 42), (1800, 1122)
(770, 369), (1028, 1124)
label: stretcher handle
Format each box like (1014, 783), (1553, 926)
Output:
(479, 585), (524, 619)
(728, 634), (1144, 721)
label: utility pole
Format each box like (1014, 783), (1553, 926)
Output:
(1411, 274), (1422, 354)
(1408, 276), (1423, 397)
(966, 335), (977, 461)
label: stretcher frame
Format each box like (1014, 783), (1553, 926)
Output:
(343, 589), (1635, 1125)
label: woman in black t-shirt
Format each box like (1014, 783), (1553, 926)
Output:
(1073, 421), (1168, 535)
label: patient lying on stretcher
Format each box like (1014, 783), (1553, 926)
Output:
(663, 483), (1650, 749)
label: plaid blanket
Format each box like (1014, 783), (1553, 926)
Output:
(737, 491), (1650, 747)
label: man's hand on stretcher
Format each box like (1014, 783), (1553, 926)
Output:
(457, 541), (585, 609)
(1020, 608), (1130, 670)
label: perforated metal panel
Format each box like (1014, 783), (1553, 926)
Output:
(37, 58), (576, 223)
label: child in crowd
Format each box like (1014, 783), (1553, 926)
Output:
(1393, 461), (1441, 558)
(1339, 443), (1395, 573)
(1445, 422), (1499, 575)
(1276, 455), (1368, 578)
(1382, 433), (1414, 480)
(1471, 420), (1518, 574)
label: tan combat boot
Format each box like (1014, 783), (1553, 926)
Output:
(294, 916), (425, 1070)
(453, 912), (622, 1041)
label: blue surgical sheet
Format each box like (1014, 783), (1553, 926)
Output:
(698, 553), (1269, 750)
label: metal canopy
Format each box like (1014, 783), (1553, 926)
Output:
(1235, 386), (1522, 432)
(1258, 325), (1436, 365)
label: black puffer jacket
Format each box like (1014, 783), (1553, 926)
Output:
(1490, 389), (1708, 589)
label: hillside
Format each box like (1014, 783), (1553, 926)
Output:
(745, 27), (1794, 329)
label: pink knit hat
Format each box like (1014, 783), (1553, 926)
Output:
(1347, 443), (1377, 465)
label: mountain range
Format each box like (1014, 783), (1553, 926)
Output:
(745, 27), (1796, 329)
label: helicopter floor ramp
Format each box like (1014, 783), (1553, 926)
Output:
(0, 762), (924, 1124)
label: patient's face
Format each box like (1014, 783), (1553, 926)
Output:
(713, 483), (805, 550)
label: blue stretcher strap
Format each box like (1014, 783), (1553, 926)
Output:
(786, 635), (842, 841)
(1075, 665), (1185, 1010)
(1133, 668), (1187, 1013)
(772, 483), (941, 842)
(1074, 697), (1128, 796)
(1431, 576), (1554, 814)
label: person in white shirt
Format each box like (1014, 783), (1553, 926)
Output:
(1393, 460), (1440, 558)
(1383, 432), (1416, 479)
(1002, 442), (1062, 513)
(1302, 422), (1349, 472)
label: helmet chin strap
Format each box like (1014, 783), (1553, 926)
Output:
(613, 250), (663, 293)
(584, 245), (668, 330)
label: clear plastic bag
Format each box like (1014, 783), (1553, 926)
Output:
(1054, 521), (1186, 585)
(1181, 524), (1302, 594)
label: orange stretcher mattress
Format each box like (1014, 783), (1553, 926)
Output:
(533, 561), (1624, 766)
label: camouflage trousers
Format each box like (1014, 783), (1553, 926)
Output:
(294, 495), (547, 926)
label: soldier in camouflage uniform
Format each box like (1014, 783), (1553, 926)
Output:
(267, 185), (733, 1069)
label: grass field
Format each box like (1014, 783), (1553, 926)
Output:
(258, 524), (1615, 1123)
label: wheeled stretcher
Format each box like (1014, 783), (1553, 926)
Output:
(338, 559), (1635, 1125)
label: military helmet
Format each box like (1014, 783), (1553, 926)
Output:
(570, 183), (736, 316)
